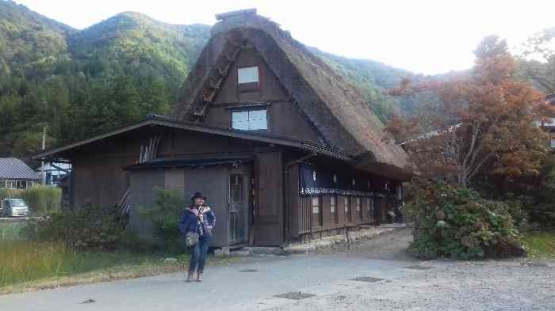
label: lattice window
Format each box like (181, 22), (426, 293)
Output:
(229, 174), (243, 203)
(231, 109), (267, 130)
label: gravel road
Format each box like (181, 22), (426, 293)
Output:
(2, 228), (554, 311)
(265, 259), (555, 311)
(267, 228), (555, 311)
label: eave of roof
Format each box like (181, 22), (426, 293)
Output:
(32, 115), (354, 163)
(124, 156), (254, 171)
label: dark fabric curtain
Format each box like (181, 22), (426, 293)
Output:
(298, 163), (398, 197)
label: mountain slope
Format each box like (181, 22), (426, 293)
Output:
(68, 12), (207, 81)
(0, 0), (74, 79)
(313, 48), (411, 117)
(0, 1), (212, 157)
(0, 0), (412, 157)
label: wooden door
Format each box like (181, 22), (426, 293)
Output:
(228, 166), (250, 246)
(254, 152), (284, 246)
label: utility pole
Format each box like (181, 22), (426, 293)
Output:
(41, 126), (47, 185)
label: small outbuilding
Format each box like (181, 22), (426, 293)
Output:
(0, 158), (41, 190)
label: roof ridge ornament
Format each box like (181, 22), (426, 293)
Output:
(215, 9), (257, 21)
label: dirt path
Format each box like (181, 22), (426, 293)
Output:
(315, 227), (416, 261)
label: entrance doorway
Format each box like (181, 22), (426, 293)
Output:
(228, 167), (250, 246)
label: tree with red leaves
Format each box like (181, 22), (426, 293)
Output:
(387, 36), (555, 187)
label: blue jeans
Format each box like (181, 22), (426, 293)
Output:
(189, 236), (211, 273)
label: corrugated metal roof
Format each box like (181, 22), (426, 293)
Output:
(0, 158), (41, 180)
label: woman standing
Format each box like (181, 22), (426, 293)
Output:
(179, 192), (216, 282)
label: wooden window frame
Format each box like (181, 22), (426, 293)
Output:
(356, 197), (362, 220)
(374, 197), (383, 223)
(229, 174), (243, 203)
(344, 197), (352, 223)
(237, 66), (260, 92)
(230, 107), (268, 131)
(330, 196), (338, 224)
(367, 197), (374, 220)
(16, 181), (25, 190)
(311, 196), (323, 228)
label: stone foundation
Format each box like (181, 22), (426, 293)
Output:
(215, 224), (406, 257)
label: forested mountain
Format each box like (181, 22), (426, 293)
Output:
(0, 0), (414, 157)
(312, 48), (415, 117)
(0, 0), (211, 157)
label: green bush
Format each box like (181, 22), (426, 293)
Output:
(21, 185), (61, 214)
(117, 231), (156, 253)
(0, 189), (24, 200)
(0, 186), (61, 214)
(527, 155), (555, 225)
(26, 205), (125, 251)
(406, 180), (524, 260)
(140, 190), (186, 254)
(0, 222), (26, 241)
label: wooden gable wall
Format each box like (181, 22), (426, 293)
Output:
(202, 48), (323, 144)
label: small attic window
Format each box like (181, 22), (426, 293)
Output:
(238, 66), (260, 92)
(238, 66), (259, 84)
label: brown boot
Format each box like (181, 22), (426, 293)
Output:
(186, 271), (195, 282)
(196, 272), (203, 282)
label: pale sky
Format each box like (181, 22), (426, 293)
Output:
(13, 0), (555, 75)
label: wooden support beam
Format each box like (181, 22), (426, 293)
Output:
(191, 40), (242, 120)
(209, 78), (222, 89)
(203, 90), (216, 103)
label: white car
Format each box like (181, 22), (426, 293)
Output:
(1, 198), (30, 217)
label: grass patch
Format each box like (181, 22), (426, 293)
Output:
(0, 220), (239, 294)
(0, 221), (26, 241)
(522, 231), (555, 259)
(0, 239), (238, 294)
(0, 240), (175, 288)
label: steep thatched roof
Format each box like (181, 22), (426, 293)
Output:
(175, 10), (411, 177)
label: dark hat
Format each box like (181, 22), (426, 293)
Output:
(190, 192), (207, 201)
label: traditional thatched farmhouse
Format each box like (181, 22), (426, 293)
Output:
(33, 9), (412, 248)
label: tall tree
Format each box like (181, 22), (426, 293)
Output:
(520, 28), (555, 93)
(388, 36), (554, 187)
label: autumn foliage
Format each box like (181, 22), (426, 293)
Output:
(387, 36), (555, 187)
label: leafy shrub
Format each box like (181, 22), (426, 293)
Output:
(140, 190), (186, 254)
(527, 155), (555, 225)
(0, 222), (26, 241)
(117, 231), (156, 253)
(0, 189), (24, 200)
(26, 205), (125, 250)
(406, 180), (524, 260)
(0, 186), (61, 214)
(21, 185), (61, 214)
